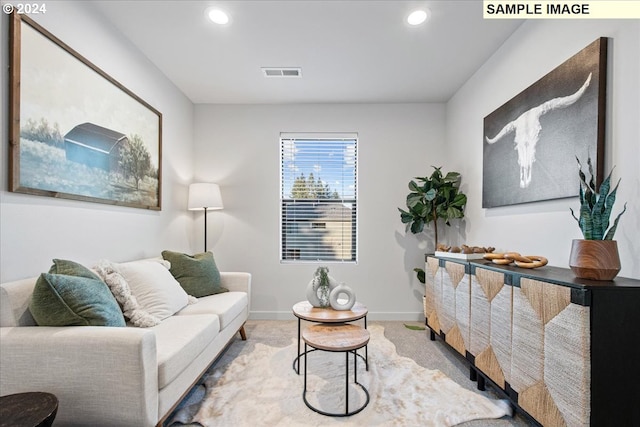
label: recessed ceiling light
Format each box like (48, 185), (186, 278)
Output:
(207, 8), (230, 25)
(407, 9), (429, 26)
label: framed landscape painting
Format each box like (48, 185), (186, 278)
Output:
(482, 38), (607, 208)
(9, 13), (162, 210)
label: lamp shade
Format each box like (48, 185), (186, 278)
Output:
(188, 183), (223, 210)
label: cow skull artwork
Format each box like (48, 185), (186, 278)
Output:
(485, 72), (592, 189)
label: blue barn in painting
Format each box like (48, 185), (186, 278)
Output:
(64, 123), (128, 171)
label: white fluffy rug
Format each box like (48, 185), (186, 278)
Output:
(174, 325), (511, 426)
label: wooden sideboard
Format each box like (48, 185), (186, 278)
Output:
(423, 255), (640, 426)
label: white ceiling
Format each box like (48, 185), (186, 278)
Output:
(91, 1), (522, 104)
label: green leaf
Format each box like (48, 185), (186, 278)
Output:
(399, 209), (413, 223)
(587, 156), (596, 192)
(425, 188), (437, 201)
(414, 203), (429, 217)
(604, 202), (627, 240)
(407, 193), (423, 208)
(601, 177), (620, 232)
(408, 180), (419, 192)
(579, 199), (594, 239)
(451, 193), (467, 207)
(413, 267), (425, 284)
(446, 206), (464, 219)
(403, 323), (426, 331)
(410, 218), (425, 234)
(443, 171), (460, 182)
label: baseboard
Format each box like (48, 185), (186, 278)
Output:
(249, 311), (423, 321)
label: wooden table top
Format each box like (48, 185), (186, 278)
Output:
(292, 300), (368, 322)
(302, 323), (370, 351)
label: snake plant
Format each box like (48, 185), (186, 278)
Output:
(570, 156), (626, 240)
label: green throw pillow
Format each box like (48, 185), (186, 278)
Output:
(29, 273), (126, 327)
(161, 250), (228, 298)
(49, 259), (100, 280)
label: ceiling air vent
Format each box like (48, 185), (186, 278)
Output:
(261, 67), (302, 78)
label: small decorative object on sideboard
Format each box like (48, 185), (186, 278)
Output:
(483, 252), (548, 269)
(569, 156), (627, 280)
(435, 244), (495, 260)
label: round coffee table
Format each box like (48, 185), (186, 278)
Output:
(302, 323), (370, 417)
(0, 392), (58, 427)
(292, 301), (368, 374)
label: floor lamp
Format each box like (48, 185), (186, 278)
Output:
(188, 183), (224, 252)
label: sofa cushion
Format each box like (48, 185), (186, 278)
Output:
(161, 251), (228, 297)
(49, 259), (100, 280)
(114, 260), (190, 321)
(152, 314), (220, 388)
(29, 273), (126, 327)
(176, 292), (248, 329)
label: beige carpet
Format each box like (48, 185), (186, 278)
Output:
(173, 325), (511, 426)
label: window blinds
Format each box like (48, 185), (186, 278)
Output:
(280, 134), (357, 262)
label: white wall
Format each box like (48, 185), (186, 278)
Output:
(0, 2), (196, 281)
(3, 4), (635, 314)
(446, 19), (640, 278)
(194, 103), (446, 319)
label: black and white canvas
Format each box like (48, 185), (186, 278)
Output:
(482, 38), (607, 208)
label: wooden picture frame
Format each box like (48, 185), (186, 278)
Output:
(482, 38), (607, 208)
(9, 13), (162, 210)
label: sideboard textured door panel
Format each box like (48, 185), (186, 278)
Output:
(470, 267), (511, 389)
(511, 282), (544, 392)
(424, 257), (441, 333)
(441, 261), (468, 356)
(544, 302), (590, 427)
(512, 278), (590, 427)
(455, 268), (471, 357)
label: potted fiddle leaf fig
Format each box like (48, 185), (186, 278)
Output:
(399, 166), (467, 282)
(569, 156), (627, 280)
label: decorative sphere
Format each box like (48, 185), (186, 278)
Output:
(329, 283), (356, 311)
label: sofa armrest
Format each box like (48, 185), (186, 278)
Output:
(220, 272), (251, 315)
(0, 326), (159, 427)
(220, 272), (251, 294)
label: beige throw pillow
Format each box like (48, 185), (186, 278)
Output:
(114, 260), (190, 321)
(94, 259), (194, 327)
(93, 260), (161, 327)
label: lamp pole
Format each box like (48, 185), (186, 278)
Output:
(188, 182), (223, 254)
(203, 207), (209, 252)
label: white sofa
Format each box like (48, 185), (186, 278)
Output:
(0, 261), (251, 427)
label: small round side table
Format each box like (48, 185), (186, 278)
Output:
(292, 300), (368, 374)
(0, 392), (58, 427)
(302, 323), (370, 417)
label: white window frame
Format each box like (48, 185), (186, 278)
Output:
(279, 132), (358, 264)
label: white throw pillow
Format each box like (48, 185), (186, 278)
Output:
(93, 260), (161, 327)
(114, 259), (189, 321)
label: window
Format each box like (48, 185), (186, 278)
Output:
(280, 133), (357, 263)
